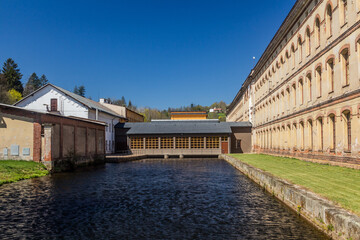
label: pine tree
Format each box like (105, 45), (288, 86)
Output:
(2, 58), (23, 94)
(77, 85), (85, 97)
(121, 96), (126, 106)
(23, 73), (39, 96)
(73, 85), (79, 95)
(39, 74), (48, 87)
(0, 74), (10, 104)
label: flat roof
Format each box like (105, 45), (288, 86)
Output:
(116, 121), (251, 135)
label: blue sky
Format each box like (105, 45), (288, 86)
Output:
(0, 0), (296, 110)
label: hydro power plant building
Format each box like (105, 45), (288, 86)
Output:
(115, 120), (252, 156)
(227, 0), (360, 164)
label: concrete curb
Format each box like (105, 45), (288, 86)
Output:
(219, 154), (360, 240)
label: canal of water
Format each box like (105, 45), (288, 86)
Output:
(0, 159), (328, 239)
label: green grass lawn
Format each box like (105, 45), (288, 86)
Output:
(230, 154), (360, 215)
(0, 160), (49, 186)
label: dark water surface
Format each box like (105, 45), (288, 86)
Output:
(0, 159), (328, 239)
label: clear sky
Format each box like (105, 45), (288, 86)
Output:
(0, 0), (296, 110)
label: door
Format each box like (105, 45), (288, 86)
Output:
(221, 142), (228, 154)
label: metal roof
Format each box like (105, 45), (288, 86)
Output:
(0, 103), (106, 125)
(116, 121), (251, 135)
(15, 83), (126, 119)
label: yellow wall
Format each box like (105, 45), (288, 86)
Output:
(171, 113), (207, 120)
(0, 114), (34, 160)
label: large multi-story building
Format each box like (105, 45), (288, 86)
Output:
(227, 0), (360, 163)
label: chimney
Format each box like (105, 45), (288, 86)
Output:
(99, 98), (105, 104)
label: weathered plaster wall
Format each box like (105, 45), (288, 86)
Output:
(0, 114), (34, 160)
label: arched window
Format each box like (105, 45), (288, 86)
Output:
(292, 123), (297, 150)
(308, 119), (313, 151)
(342, 110), (351, 152)
(291, 45), (296, 68)
(292, 83), (296, 107)
(327, 58), (334, 92)
(340, 0), (348, 25)
(306, 73), (312, 101)
(317, 117), (323, 151)
(277, 126), (280, 149)
(286, 51), (290, 74)
(300, 121), (305, 150)
(326, 4), (333, 37)
(315, 66), (322, 97)
(281, 126), (286, 150)
(299, 78), (304, 105)
(340, 48), (350, 86)
(287, 124), (291, 150)
(357, 38), (360, 78)
(315, 18), (321, 47)
(286, 88), (290, 112)
(329, 114), (336, 151)
(306, 28), (311, 55)
(298, 37), (303, 62)
(281, 91), (285, 114)
(276, 94), (280, 116)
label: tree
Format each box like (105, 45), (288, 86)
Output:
(2, 58), (23, 94)
(0, 74), (10, 104)
(121, 96), (126, 106)
(39, 74), (48, 86)
(78, 85), (85, 97)
(23, 73), (40, 96)
(73, 85), (85, 97)
(8, 89), (22, 104)
(128, 100), (137, 110)
(73, 86), (79, 95)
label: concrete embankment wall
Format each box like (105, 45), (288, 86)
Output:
(220, 154), (360, 240)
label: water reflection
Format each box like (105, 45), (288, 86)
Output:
(0, 159), (328, 239)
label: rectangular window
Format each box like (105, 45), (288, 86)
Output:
(50, 98), (58, 111)
(206, 137), (219, 149)
(191, 137), (204, 149)
(176, 137), (189, 149)
(161, 137), (173, 149)
(236, 140), (241, 149)
(130, 137), (143, 149)
(145, 137), (158, 149)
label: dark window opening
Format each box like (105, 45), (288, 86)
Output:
(50, 99), (58, 112)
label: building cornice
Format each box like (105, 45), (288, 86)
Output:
(228, 0), (312, 114)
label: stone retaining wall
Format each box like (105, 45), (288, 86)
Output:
(219, 154), (360, 240)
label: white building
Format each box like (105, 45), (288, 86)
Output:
(15, 83), (126, 154)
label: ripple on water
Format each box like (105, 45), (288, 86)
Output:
(0, 159), (328, 239)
